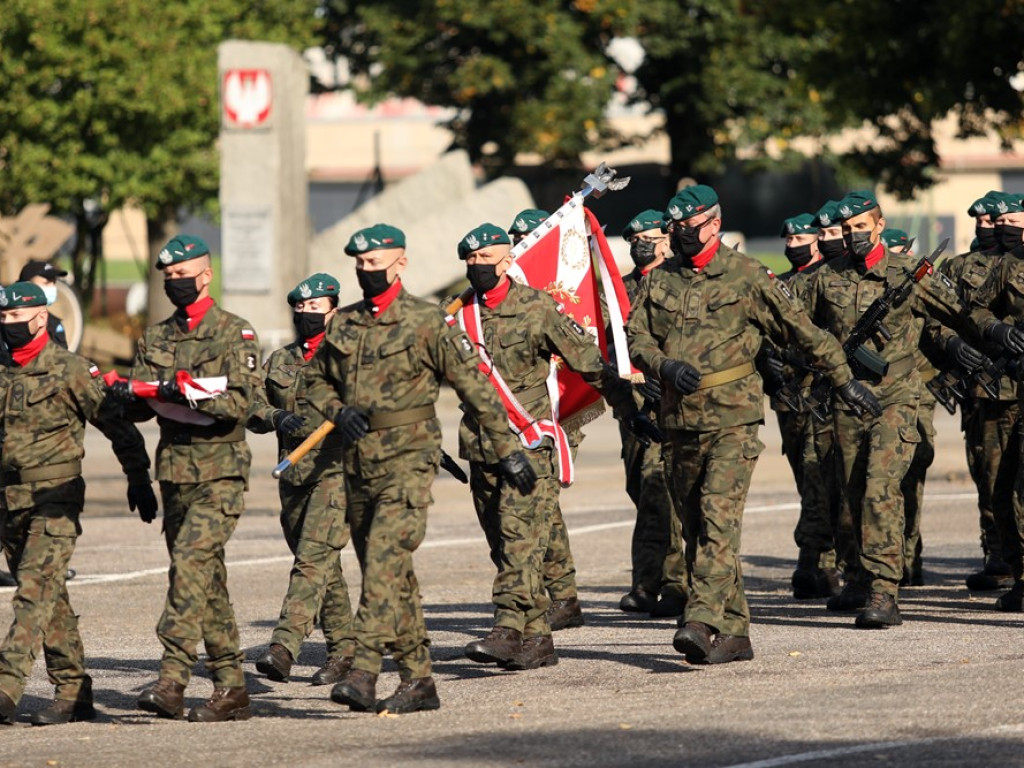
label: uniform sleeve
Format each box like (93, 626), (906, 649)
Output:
(302, 341), (346, 424)
(625, 275), (670, 378)
(246, 356), (278, 434)
(74, 365), (151, 484)
(968, 260), (1010, 336)
(912, 268), (980, 345)
(193, 323), (263, 423)
(428, 312), (520, 460)
(750, 267), (853, 388)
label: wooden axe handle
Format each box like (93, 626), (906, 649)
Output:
(272, 421), (336, 478)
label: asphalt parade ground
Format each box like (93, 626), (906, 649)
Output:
(1, 391), (1023, 768)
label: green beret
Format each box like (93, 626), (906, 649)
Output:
(880, 228), (910, 248)
(458, 223), (511, 260)
(812, 200), (841, 228)
(622, 209), (666, 240)
(968, 195), (998, 218)
(0, 281), (48, 309)
(287, 272), (341, 307)
(508, 209), (550, 235)
(835, 190), (879, 221)
(780, 213), (817, 238)
(344, 224), (406, 256)
(157, 234), (210, 267)
(990, 192), (1024, 216)
(664, 184), (719, 223)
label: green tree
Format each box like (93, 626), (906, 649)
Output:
(0, 0), (318, 311)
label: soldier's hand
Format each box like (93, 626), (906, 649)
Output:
(836, 379), (883, 418)
(440, 451), (469, 484)
(636, 376), (661, 403)
(948, 337), (985, 371)
(109, 379), (137, 404)
(499, 451), (537, 496)
(333, 405), (371, 444)
(626, 412), (664, 446)
(988, 322), (1024, 355)
(660, 359), (702, 395)
(157, 379), (189, 405)
(128, 483), (159, 524)
(273, 410), (305, 436)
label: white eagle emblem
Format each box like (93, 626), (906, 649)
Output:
(668, 204), (682, 220)
(465, 234), (480, 251)
(299, 282), (312, 299)
(786, 222), (796, 234)
(631, 220), (643, 232)
(158, 249), (173, 265)
(0, 288), (7, 308)
(974, 202), (985, 214)
(354, 233), (368, 252)
(839, 204), (852, 218)
(997, 199), (1009, 213)
(514, 217), (527, 232)
(820, 213), (831, 225)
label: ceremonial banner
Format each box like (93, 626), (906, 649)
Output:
(102, 371), (227, 426)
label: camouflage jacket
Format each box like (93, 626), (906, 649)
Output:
(303, 285), (520, 478)
(803, 248), (970, 409)
(129, 303), (261, 485)
(0, 340), (150, 510)
(969, 251), (1024, 366)
(458, 281), (635, 464)
(248, 340), (344, 486)
(626, 243), (852, 431)
(939, 249), (1015, 400)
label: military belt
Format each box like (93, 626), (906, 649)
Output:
(515, 384), (548, 403)
(696, 362), (757, 390)
(3, 460), (82, 485)
(160, 423), (246, 446)
(368, 404), (436, 430)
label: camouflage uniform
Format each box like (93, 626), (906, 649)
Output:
(304, 285), (519, 679)
(626, 245), (852, 637)
(458, 281), (634, 637)
(0, 341), (150, 706)
(802, 248), (969, 598)
(128, 303), (262, 688)
(939, 250), (1015, 569)
(540, 427), (581, 604)
(618, 266), (683, 600)
(248, 341), (354, 664)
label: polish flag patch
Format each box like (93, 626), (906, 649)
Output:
(241, 329), (255, 340)
(89, 365), (100, 378)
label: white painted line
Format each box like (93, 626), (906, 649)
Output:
(62, 490), (980, 588)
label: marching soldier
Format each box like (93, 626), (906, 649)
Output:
(616, 209), (686, 617)
(303, 224), (535, 714)
(248, 273), (356, 686)
(0, 282), (156, 725)
(627, 185), (876, 663)
(454, 223), (659, 670)
(114, 235), (263, 722)
(18, 261), (69, 349)
(814, 200), (847, 262)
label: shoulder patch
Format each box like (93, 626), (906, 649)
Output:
(938, 272), (955, 291)
(241, 328), (255, 341)
(88, 364), (100, 378)
(246, 353), (257, 370)
(567, 318), (586, 337)
(450, 330), (477, 363)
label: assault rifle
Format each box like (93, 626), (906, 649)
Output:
(926, 353), (1000, 415)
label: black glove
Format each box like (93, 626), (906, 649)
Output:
(273, 410), (305, 436)
(109, 379), (137, 404)
(947, 337), (985, 371)
(626, 412), (664, 447)
(157, 379), (189, 405)
(499, 451), (538, 496)
(761, 353), (787, 396)
(333, 405), (371, 444)
(128, 483), (159, 524)
(636, 376), (661, 403)
(836, 379), (883, 418)
(660, 359), (702, 395)
(440, 451), (469, 484)
(988, 322), (1024, 355)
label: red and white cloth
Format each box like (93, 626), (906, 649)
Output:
(102, 370), (227, 426)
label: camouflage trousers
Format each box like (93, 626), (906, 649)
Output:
(964, 399), (1019, 568)
(271, 472), (354, 663)
(471, 445), (558, 637)
(0, 496), (87, 704)
(346, 453), (436, 679)
(833, 403), (919, 597)
(541, 429), (580, 602)
(158, 478), (245, 688)
(900, 401), (936, 578)
(777, 409), (839, 568)
(664, 424), (763, 637)
(618, 419), (684, 596)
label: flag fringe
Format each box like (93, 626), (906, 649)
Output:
(561, 401), (605, 432)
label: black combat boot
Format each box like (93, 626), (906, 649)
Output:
(330, 669), (378, 712)
(375, 677), (441, 714)
(546, 598), (585, 630)
(673, 621), (713, 663)
(855, 592), (902, 628)
(31, 680), (96, 726)
(826, 582), (870, 612)
(255, 643), (293, 682)
(966, 558), (1014, 592)
(0, 690), (16, 724)
(792, 553), (826, 599)
(503, 635), (558, 671)
(994, 580), (1024, 612)
(651, 589), (687, 618)
(464, 627), (523, 665)
(619, 587), (658, 613)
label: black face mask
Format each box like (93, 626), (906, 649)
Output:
(975, 224), (998, 253)
(999, 224), (1024, 258)
(164, 276), (201, 308)
(630, 239), (659, 270)
(669, 223), (707, 260)
(843, 230), (875, 261)
(356, 268), (392, 298)
(293, 311), (327, 340)
(1, 320), (35, 349)
(818, 237), (846, 261)
(467, 263), (501, 294)
(784, 243), (815, 269)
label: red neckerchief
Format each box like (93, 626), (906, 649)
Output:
(691, 238), (722, 272)
(184, 296), (215, 331)
(12, 331), (48, 367)
(369, 278), (402, 317)
(481, 276), (511, 308)
(864, 242), (886, 271)
(302, 332), (326, 361)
